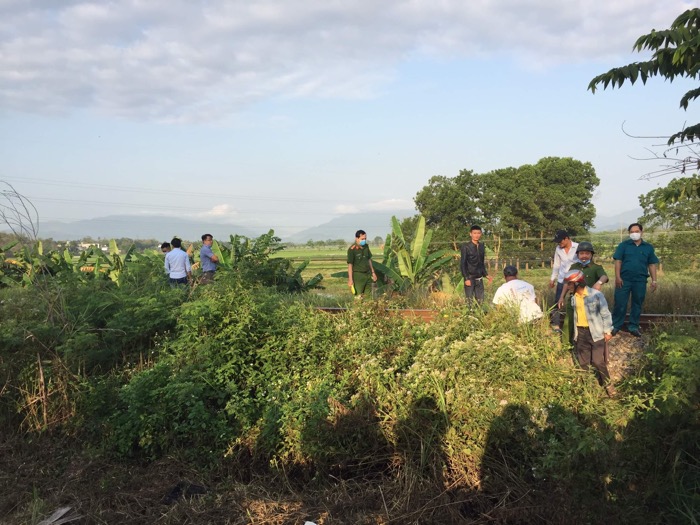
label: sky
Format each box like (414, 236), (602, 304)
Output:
(0, 0), (697, 238)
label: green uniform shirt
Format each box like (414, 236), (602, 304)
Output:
(613, 239), (659, 282)
(569, 261), (607, 288)
(347, 244), (372, 273)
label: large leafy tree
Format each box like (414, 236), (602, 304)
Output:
(588, 8), (700, 200)
(479, 167), (542, 236)
(639, 174), (700, 231)
(530, 157), (598, 234)
(413, 170), (484, 248)
(413, 157), (598, 243)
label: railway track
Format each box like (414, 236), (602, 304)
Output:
(316, 307), (700, 327)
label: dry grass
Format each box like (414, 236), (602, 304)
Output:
(0, 431), (575, 525)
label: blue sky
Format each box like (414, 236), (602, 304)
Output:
(1, 1), (697, 237)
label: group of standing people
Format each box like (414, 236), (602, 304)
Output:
(461, 223), (659, 396)
(161, 234), (219, 285)
(165, 225), (658, 396)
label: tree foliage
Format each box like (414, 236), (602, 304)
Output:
(588, 8), (700, 203)
(413, 157), (599, 243)
(413, 170), (483, 247)
(589, 8), (700, 145)
(639, 174), (700, 231)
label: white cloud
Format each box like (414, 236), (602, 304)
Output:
(365, 199), (414, 211)
(0, 1), (693, 121)
(197, 204), (239, 221)
(334, 204), (360, 214)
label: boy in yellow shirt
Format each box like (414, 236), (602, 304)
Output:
(563, 269), (616, 397)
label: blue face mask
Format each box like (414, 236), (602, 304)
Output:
(359, 239), (367, 246)
(578, 258), (590, 266)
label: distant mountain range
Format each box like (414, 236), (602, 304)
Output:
(285, 210), (416, 243)
(2, 207), (642, 243)
(592, 207), (643, 232)
(32, 215), (263, 242)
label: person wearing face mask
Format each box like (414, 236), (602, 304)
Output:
(347, 229), (377, 297)
(611, 223), (659, 337)
(558, 242), (609, 344)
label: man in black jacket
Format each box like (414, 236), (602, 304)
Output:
(460, 225), (492, 304)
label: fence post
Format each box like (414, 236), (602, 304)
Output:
(540, 231), (545, 268)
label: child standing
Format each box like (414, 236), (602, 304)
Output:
(563, 269), (617, 397)
(559, 241), (609, 344)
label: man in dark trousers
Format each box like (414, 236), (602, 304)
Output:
(347, 229), (377, 297)
(565, 269), (616, 397)
(199, 233), (219, 284)
(612, 223), (659, 337)
(558, 241), (609, 344)
(460, 225), (492, 304)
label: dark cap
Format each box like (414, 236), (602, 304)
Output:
(503, 265), (518, 277)
(553, 230), (569, 243)
(576, 241), (595, 254)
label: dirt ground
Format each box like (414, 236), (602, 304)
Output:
(606, 330), (647, 383)
(0, 436), (496, 525)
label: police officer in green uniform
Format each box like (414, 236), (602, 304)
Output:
(558, 241), (609, 345)
(612, 223), (659, 337)
(347, 229), (377, 297)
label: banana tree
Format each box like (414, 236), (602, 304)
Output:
(191, 231), (283, 270)
(191, 231), (322, 291)
(72, 240), (135, 285)
(372, 216), (455, 291)
(0, 240), (22, 286)
(3, 241), (76, 285)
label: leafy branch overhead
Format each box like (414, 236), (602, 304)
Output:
(588, 9), (700, 145)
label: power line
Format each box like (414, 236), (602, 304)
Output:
(35, 215), (371, 230)
(26, 195), (345, 215)
(2, 176), (378, 205)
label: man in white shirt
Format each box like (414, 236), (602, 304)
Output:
(549, 230), (578, 331)
(492, 265), (543, 323)
(164, 237), (192, 286)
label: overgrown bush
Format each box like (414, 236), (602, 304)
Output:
(0, 269), (183, 432)
(2, 266), (698, 522)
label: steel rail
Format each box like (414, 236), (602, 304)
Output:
(316, 308), (700, 326)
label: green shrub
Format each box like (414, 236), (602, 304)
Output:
(108, 361), (231, 460)
(617, 325), (700, 522)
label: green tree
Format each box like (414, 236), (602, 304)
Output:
(530, 157), (598, 235)
(480, 167), (540, 235)
(639, 175), (700, 230)
(413, 170), (484, 248)
(413, 158), (598, 244)
(589, 8), (700, 199)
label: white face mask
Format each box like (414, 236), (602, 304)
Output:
(629, 232), (642, 241)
